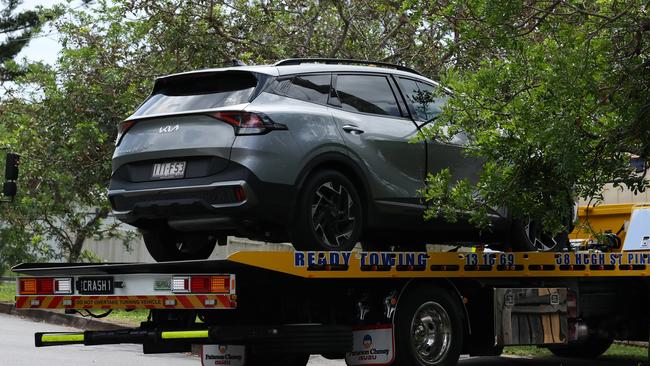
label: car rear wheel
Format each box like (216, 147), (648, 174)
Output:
(142, 229), (217, 262)
(291, 170), (363, 251)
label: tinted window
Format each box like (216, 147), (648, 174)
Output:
(285, 74), (330, 104)
(398, 78), (447, 121)
(335, 75), (401, 117)
(132, 71), (258, 117)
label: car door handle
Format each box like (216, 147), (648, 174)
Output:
(342, 125), (364, 134)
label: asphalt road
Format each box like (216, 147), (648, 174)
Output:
(0, 313), (644, 366)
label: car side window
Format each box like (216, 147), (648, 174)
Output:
(335, 75), (401, 117)
(285, 74), (331, 104)
(398, 78), (447, 122)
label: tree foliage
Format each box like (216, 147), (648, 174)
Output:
(0, 0), (43, 81)
(420, 0), (650, 232)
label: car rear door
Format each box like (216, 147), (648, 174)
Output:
(397, 77), (482, 184)
(329, 73), (425, 213)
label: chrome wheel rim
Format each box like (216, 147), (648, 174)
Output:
(410, 301), (452, 365)
(524, 220), (559, 252)
(311, 181), (356, 249)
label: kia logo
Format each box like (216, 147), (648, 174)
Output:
(159, 125), (179, 133)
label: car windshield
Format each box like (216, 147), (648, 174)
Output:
(132, 71), (259, 117)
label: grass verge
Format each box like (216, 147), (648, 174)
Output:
(107, 309), (149, 326)
(504, 344), (647, 359)
(0, 281), (14, 302)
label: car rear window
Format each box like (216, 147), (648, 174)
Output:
(285, 74), (330, 104)
(132, 71), (259, 117)
(335, 75), (401, 117)
(398, 77), (447, 121)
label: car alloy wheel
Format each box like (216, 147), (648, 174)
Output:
(523, 220), (561, 252)
(310, 181), (356, 249)
(291, 169), (363, 251)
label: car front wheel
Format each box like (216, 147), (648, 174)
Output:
(290, 170), (363, 251)
(509, 219), (569, 252)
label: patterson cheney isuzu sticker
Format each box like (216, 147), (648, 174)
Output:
(201, 344), (245, 366)
(346, 325), (395, 366)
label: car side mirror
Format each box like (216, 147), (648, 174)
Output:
(3, 152), (19, 198)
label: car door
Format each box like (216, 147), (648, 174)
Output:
(329, 73), (426, 213)
(397, 77), (482, 184)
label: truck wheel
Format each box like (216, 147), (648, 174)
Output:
(142, 229), (217, 262)
(291, 170), (363, 251)
(548, 338), (613, 358)
(393, 285), (464, 366)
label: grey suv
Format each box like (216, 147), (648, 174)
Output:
(109, 59), (563, 261)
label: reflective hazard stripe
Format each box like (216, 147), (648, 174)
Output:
(15, 295), (236, 310)
(160, 330), (209, 340)
(40, 333), (84, 343)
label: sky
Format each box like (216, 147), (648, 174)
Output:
(15, 0), (86, 65)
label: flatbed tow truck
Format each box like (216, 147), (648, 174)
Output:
(12, 204), (650, 366)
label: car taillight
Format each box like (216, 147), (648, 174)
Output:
(171, 275), (230, 294)
(18, 278), (73, 295)
(115, 120), (136, 146)
(209, 111), (287, 135)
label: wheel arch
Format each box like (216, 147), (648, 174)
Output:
(292, 152), (373, 224)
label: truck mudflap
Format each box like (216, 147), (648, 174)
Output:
(346, 325), (395, 366)
(202, 344), (246, 366)
(34, 324), (353, 355)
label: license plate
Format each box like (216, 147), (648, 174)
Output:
(77, 277), (114, 295)
(152, 161), (186, 179)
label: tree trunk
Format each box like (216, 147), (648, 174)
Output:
(67, 208), (109, 262)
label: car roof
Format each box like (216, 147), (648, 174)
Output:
(155, 63), (437, 85)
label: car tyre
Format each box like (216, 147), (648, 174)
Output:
(142, 229), (217, 262)
(291, 169), (363, 251)
(509, 219), (569, 252)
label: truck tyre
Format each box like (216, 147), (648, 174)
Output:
(548, 338), (613, 358)
(142, 229), (217, 262)
(393, 285), (464, 366)
(291, 170), (363, 251)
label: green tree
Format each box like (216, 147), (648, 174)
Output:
(419, 1), (650, 233)
(0, 0), (42, 81)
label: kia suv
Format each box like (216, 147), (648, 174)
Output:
(109, 59), (566, 261)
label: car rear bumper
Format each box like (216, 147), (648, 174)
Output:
(108, 162), (295, 232)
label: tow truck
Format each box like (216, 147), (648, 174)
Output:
(12, 202), (650, 366)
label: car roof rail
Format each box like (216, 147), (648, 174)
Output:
(273, 58), (422, 76)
